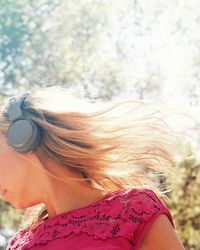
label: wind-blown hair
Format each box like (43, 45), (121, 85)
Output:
(0, 86), (196, 228)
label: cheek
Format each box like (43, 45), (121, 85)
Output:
(0, 151), (14, 184)
(0, 149), (27, 187)
(2, 172), (38, 209)
(0, 147), (41, 208)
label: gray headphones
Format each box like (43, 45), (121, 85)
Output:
(7, 94), (42, 153)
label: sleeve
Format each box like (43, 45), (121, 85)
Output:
(126, 188), (175, 248)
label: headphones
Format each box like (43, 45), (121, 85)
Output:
(7, 94), (42, 153)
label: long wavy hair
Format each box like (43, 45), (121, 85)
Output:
(0, 86), (197, 229)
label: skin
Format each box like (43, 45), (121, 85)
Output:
(0, 134), (185, 249)
(138, 214), (185, 250)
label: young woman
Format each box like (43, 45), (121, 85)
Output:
(0, 86), (186, 249)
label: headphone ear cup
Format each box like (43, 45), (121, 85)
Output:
(7, 118), (42, 153)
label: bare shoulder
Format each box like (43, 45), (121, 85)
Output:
(138, 214), (185, 250)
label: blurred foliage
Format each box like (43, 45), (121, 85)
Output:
(166, 144), (200, 250)
(0, 0), (59, 95)
(0, 0), (124, 99)
(1, 0), (200, 249)
(0, 201), (22, 229)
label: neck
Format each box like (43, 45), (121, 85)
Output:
(42, 172), (106, 219)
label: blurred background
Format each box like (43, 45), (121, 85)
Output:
(0, 0), (200, 249)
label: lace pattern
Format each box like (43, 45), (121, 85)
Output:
(7, 188), (174, 250)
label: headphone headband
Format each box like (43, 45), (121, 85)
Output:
(8, 94), (28, 122)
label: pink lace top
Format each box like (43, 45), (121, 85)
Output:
(6, 188), (174, 250)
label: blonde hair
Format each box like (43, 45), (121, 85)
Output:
(0, 86), (196, 228)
